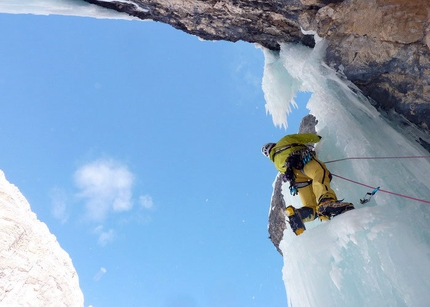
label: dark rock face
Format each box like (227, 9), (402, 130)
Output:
(84, 0), (430, 136)
(84, 0), (320, 50)
(268, 174), (287, 255)
(313, 0), (430, 132)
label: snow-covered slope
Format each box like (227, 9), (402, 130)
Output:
(262, 40), (430, 306)
(0, 171), (83, 306)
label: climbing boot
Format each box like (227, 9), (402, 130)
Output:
(297, 206), (317, 222)
(285, 205), (306, 235)
(317, 199), (355, 220)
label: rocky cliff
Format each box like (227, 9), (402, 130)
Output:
(84, 0), (430, 142)
(0, 171), (83, 306)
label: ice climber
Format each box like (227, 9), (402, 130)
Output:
(262, 133), (354, 235)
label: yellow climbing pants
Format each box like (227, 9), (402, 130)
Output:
(293, 157), (337, 221)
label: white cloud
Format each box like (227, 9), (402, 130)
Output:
(50, 187), (69, 224)
(74, 158), (135, 221)
(139, 194), (154, 210)
(94, 225), (116, 246)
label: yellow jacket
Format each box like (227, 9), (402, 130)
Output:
(269, 133), (321, 173)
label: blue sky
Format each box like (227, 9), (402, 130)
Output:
(0, 13), (309, 306)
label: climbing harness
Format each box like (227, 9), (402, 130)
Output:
(285, 147), (315, 196)
(288, 181), (313, 196)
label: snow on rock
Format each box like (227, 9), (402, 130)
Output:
(0, 170), (83, 306)
(0, 0), (134, 19)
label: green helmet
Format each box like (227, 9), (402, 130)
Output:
(261, 143), (275, 157)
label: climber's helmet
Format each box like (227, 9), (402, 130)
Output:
(261, 143), (276, 158)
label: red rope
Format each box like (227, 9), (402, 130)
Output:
(332, 173), (430, 205)
(325, 155), (430, 164)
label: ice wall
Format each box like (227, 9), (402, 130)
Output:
(262, 40), (430, 306)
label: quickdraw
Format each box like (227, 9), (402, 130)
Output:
(289, 186), (298, 196)
(302, 150), (312, 165)
(360, 186), (380, 204)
